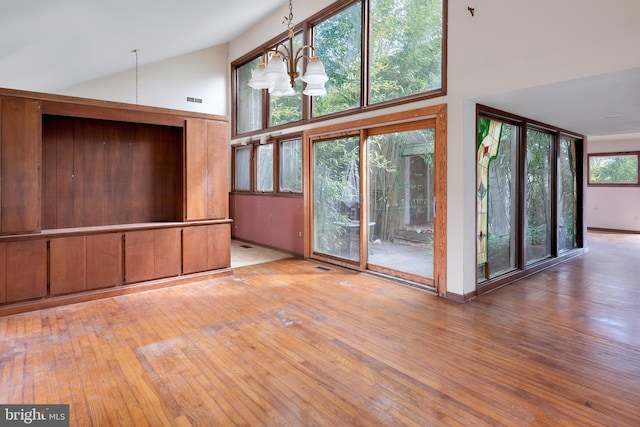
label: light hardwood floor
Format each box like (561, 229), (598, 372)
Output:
(1, 231), (639, 426)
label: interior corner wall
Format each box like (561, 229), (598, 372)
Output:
(58, 45), (229, 116)
(586, 134), (640, 232)
(230, 194), (304, 255)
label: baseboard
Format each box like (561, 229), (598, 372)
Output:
(0, 268), (232, 317)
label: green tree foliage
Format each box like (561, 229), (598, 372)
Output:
(525, 129), (551, 255)
(312, 2), (362, 117)
(589, 155), (638, 183)
(370, 0), (442, 103)
(314, 137), (360, 256)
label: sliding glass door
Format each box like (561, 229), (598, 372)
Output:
(310, 117), (441, 289)
(477, 118), (518, 280)
(313, 135), (362, 263)
(368, 129), (435, 283)
(525, 128), (553, 264)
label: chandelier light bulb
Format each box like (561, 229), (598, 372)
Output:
(247, 0), (329, 97)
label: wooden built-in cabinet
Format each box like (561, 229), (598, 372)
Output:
(6, 240), (47, 302)
(185, 119), (229, 221)
(86, 233), (121, 290)
(0, 243), (5, 303)
(0, 97), (42, 234)
(124, 228), (182, 284)
(0, 88), (232, 313)
(50, 236), (87, 295)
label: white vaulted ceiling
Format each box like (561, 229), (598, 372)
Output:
(0, 0), (286, 92)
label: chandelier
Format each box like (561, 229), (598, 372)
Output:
(248, 0), (328, 97)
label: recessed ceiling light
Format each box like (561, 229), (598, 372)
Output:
(602, 114), (622, 119)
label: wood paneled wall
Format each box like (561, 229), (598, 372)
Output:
(42, 116), (183, 229)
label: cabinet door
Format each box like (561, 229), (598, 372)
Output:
(183, 224), (230, 274)
(1, 97), (42, 234)
(182, 226), (209, 274)
(207, 223), (230, 270)
(184, 119), (208, 221)
(0, 243), (6, 303)
(184, 118), (228, 221)
(50, 236), (87, 295)
(124, 228), (182, 283)
(6, 239), (47, 302)
(154, 228), (181, 279)
(86, 233), (121, 289)
(206, 120), (229, 220)
(124, 230), (155, 284)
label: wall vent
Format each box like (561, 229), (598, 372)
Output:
(186, 97), (203, 103)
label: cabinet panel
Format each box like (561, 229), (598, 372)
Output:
(207, 224), (231, 270)
(185, 119), (229, 221)
(6, 240), (47, 302)
(1, 97), (42, 234)
(0, 243), (6, 303)
(182, 226), (208, 274)
(185, 119), (208, 221)
(50, 236), (86, 295)
(207, 120), (229, 219)
(124, 230), (155, 284)
(154, 228), (181, 279)
(87, 233), (121, 289)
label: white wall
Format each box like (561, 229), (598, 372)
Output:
(586, 133), (640, 232)
(60, 45), (229, 116)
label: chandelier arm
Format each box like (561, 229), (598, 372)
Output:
(293, 45), (318, 64)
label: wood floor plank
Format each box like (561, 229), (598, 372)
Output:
(0, 231), (639, 426)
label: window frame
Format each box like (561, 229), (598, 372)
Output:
(279, 137), (303, 194)
(232, 145), (253, 193)
(231, 133), (304, 197)
(256, 142), (275, 192)
(231, 0), (447, 138)
(587, 151), (640, 187)
(475, 105), (585, 293)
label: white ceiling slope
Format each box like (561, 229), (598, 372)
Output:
(475, 67), (640, 137)
(0, 0), (286, 92)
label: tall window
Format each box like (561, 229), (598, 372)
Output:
(558, 137), (578, 251)
(525, 128), (553, 263)
(234, 146), (251, 191)
(256, 144), (274, 192)
(236, 57), (263, 134)
(311, 2), (362, 117)
(280, 138), (303, 192)
(232, 0), (445, 136)
(369, 0), (443, 104)
(477, 108), (583, 286)
(477, 118), (517, 280)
